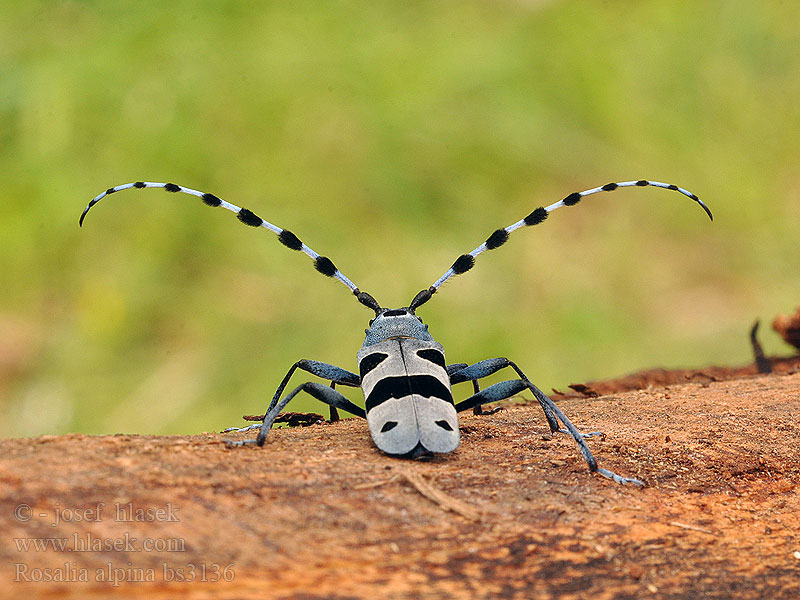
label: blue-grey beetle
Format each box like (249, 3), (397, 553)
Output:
(81, 179), (712, 485)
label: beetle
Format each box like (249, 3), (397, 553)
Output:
(81, 179), (712, 485)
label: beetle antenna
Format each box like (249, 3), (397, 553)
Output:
(409, 179), (712, 311)
(80, 182), (381, 313)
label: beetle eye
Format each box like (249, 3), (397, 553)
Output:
(368, 319), (374, 326)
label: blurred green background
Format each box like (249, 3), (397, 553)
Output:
(2, 1), (799, 438)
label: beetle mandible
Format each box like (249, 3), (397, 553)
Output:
(81, 179), (712, 486)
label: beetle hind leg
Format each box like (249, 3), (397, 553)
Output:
(449, 358), (604, 437)
(455, 377), (644, 486)
(468, 378), (503, 416)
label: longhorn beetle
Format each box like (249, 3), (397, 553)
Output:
(80, 179), (712, 485)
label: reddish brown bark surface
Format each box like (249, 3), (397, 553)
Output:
(1, 362), (799, 599)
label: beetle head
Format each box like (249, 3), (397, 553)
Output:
(362, 308), (433, 346)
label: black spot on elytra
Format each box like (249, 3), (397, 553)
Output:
(523, 207), (548, 225)
(366, 377), (413, 411)
(411, 376), (452, 404)
(359, 352), (388, 379)
(417, 348), (446, 369)
(365, 375), (453, 411)
(380, 421), (398, 433)
(435, 420), (453, 431)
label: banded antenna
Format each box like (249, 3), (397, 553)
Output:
(80, 182), (383, 314)
(408, 180), (712, 312)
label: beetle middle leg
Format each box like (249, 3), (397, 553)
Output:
(225, 382), (366, 448)
(449, 358), (604, 436)
(222, 359), (360, 433)
(446, 363), (500, 415)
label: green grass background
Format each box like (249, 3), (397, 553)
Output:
(2, 1), (799, 438)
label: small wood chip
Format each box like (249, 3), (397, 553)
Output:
(568, 383), (600, 398)
(242, 412), (326, 427)
(669, 521), (714, 534)
(352, 474), (400, 490)
(399, 469), (481, 521)
(353, 469), (481, 521)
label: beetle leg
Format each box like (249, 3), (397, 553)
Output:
(225, 382), (366, 448)
(455, 378), (643, 486)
